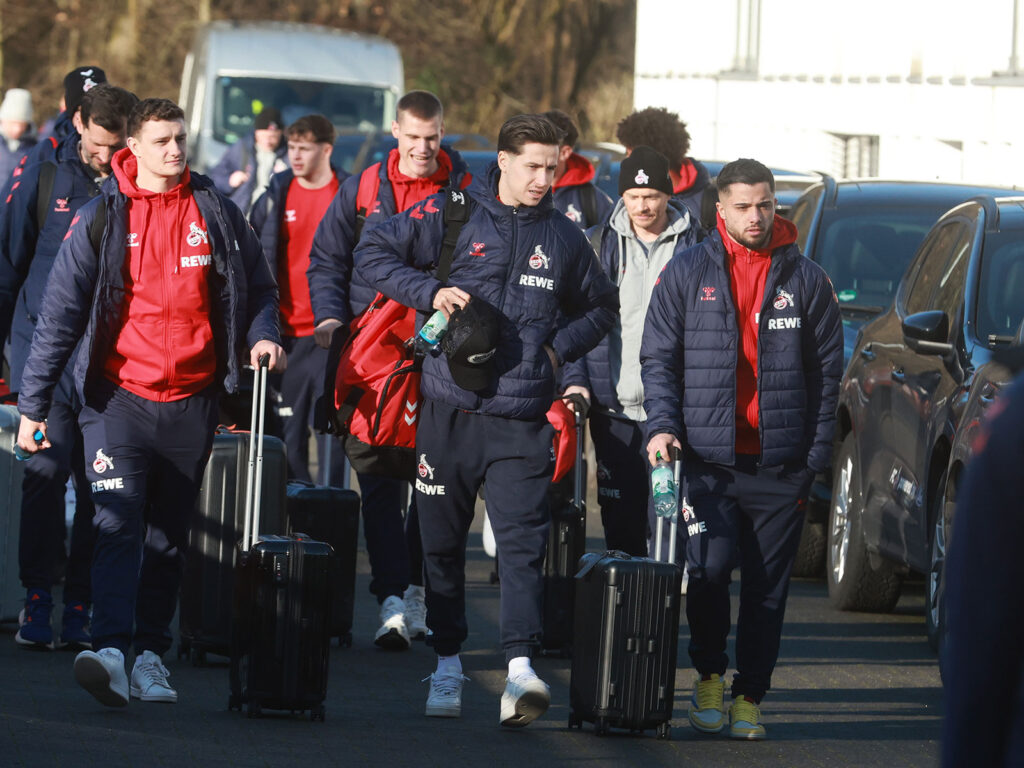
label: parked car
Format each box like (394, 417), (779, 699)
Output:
(828, 195), (1024, 649)
(786, 178), (1018, 577)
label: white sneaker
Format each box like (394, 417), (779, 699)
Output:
(500, 669), (550, 727)
(130, 650), (178, 703)
(374, 595), (411, 650)
(403, 586), (428, 640)
(482, 510), (497, 557)
(423, 671), (467, 717)
(74, 648), (129, 707)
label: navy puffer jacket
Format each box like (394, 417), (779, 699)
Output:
(641, 228), (842, 472)
(18, 170), (280, 421)
(306, 147), (470, 326)
(354, 162), (619, 420)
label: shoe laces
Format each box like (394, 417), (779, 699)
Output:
(731, 697), (761, 725)
(136, 657), (171, 688)
(423, 672), (468, 697)
(695, 676), (725, 711)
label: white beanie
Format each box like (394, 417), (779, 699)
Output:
(0, 89), (33, 123)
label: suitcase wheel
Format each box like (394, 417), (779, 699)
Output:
(177, 640), (189, 661)
(310, 705), (326, 722)
(189, 648), (207, 667)
(594, 718), (609, 737)
(568, 713), (583, 729)
(656, 723), (671, 740)
(338, 632), (353, 649)
(247, 699), (262, 719)
(228, 694), (241, 712)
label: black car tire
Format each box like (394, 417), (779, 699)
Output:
(827, 433), (903, 612)
(791, 518), (826, 578)
(926, 469), (953, 652)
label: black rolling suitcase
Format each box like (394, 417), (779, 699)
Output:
(540, 405), (586, 657)
(568, 458), (683, 739)
(179, 424), (287, 664)
(286, 438), (360, 647)
(229, 355), (333, 720)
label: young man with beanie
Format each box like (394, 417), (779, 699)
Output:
(250, 114), (348, 482)
(15, 97), (283, 708)
(308, 90), (472, 651)
(642, 158), (842, 739)
(616, 106), (711, 222)
(0, 84), (139, 651)
(355, 113), (618, 727)
(209, 106), (287, 215)
(542, 109), (613, 230)
(34, 67), (108, 164)
(562, 146), (699, 556)
(0, 89), (36, 183)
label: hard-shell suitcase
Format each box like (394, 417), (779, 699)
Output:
(568, 459), (683, 739)
(229, 355), (333, 720)
(0, 404), (26, 622)
(178, 425), (287, 663)
(540, 405), (586, 656)
(285, 439), (359, 648)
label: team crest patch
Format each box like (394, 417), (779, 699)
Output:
(774, 288), (795, 310)
(634, 169), (649, 185)
(528, 245), (549, 270)
(93, 449), (114, 474)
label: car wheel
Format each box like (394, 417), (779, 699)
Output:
(827, 433), (903, 612)
(926, 470), (954, 652)
(791, 518), (826, 578)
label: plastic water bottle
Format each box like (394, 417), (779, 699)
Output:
(415, 310), (449, 352)
(651, 451), (677, 518)
(14, 430), (44, 462)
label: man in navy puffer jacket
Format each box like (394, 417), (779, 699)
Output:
(355, 114), (618, 727)
(642, 158), (842, 741)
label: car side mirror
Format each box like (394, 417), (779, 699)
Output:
(903, 310), (954, 357)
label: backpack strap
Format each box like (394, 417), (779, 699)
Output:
(36, 161), (56, 231)
(579, 183), (597, 228)
(436, 187), (469, 283)
(353, 162), (382, 242)
(88, 198), (106, 254)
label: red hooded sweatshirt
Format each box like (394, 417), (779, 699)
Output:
(553, 152), (596, 189)
(716, 212), (799, 455)
(103, 148), (216, 402)
(387, 147), (454, 214)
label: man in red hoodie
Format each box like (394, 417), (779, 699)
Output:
(642, 159), (842, 740)
(16, 98), (283, 709)
(542, 110), (613, 230)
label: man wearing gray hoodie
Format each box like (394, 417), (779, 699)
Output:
(562, 146), (700, 554)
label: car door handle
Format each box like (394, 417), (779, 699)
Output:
(891, 368), (906, 383)
(860, 347), (876, 361)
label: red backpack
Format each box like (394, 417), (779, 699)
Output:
(323, 168), (469, 480)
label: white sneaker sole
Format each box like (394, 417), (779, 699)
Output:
(406, 622), (428, 641)
(425, 701), (461, 717)
(130, 684), (177, 703)
(74, 654), (128, 707)
(500, 689), (550, 727)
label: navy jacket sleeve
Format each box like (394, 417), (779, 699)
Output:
(228, 201), (281, 349)
(0, 161), (42, 345)
(352, 195), (447, 313)
(307, 175), (360, 326)
(800, 264), (843, 473)
(208, 140), (247, 195)
(17, 199), (99, 421)
(549, 234), (618, 367)
(640, 256), (687, 441)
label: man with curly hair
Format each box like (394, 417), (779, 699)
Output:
(616, 106), (711, 222)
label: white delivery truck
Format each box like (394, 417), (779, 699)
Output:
(179, 20), (404, 172)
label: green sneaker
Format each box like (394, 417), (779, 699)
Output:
(729, 696), (767, 740)
(687, 674), (726, 733)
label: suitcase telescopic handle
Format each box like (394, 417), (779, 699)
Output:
(242, 354), (271, 552)
(572, 405), (584, 514)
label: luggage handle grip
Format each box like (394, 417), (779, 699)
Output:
(242, 354), (271, 552)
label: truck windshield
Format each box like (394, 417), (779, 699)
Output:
(214, 76), (388, 143)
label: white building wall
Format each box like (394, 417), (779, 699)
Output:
(635, 0), (1024, 185)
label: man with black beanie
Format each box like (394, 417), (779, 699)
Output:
(562, 146), (700, 556)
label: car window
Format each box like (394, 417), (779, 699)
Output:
(789, 187), (822, 252)
(816, 209), (940, 311)
(903, 222), (967, 316)
(976, 230), (1024, 342)
(929, 227), (973, 340)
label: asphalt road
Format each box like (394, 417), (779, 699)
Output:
(0, 502), (943, 768)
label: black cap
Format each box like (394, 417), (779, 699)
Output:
(64, 66), (107, 114)
(618, 145), (673, 196)
(253, 107), (283, 131)
(441, 299), (502, 392)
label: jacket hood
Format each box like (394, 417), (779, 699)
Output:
(111, 147), (192, 200)
(609, 196), (692, 240)
(674, 158), (710, 195)
(554, 152), (595, 189)
(468, 160), (555, 218)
